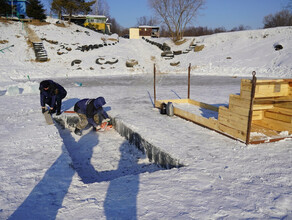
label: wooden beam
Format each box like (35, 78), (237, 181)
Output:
(268, 107), (292, 116)
(228, 104), (250, 116)
(187, 99), (219, 112)
(253, 117), (292, 132)
(173, 107), (219, 130)
(252, 110), (263, 121)
(265, 111), (291, 123)
(218, 124), (246, 142)
(218, 107), (249, 131)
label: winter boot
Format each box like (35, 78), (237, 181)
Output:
(74, 128), (82, 136)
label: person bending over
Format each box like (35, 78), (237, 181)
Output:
(74, 97), (110, 135)
(39, 80), (67, 115)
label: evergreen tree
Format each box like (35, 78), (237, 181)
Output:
(26, 0), (47, 20)
(0, 0), (12, 16)
(51, 0), (95, 22)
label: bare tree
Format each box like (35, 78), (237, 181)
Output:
(92, 0), (109, 16)
(263, 10), (292, 28)
(148, 0), (205, 41)
(287, 0), (292, 11)
(136, 16), (158, 26)
(230, 25), (251, 32)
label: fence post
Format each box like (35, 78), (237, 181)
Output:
(246, 71), (257, 144)
(154, 64), (156, 105)
(188, 63), (191, 99)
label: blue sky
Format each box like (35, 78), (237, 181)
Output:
(43, 0), (290, 30)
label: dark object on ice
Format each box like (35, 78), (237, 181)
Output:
(105, 58), (118, 65)
(126, 59), (138, 67)
(160, 103), (167, 114)
(170, 61), (180, 66)
(96, 57), (105, 65)
(74, 128), (82, 136)
(274, 44), (283, 51)
(71, 59), (82, 66)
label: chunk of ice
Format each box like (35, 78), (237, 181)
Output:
(6, 86), (20, 96)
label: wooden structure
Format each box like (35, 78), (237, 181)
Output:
(62, 15), (111, 34)
(154, 65), (292, 144)
(129, 26), (159, 39)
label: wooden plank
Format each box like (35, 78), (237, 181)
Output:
(228, 104), (250, 116)
(155, 99), (188, 108)
(254, 97), (292, 103)
(219, 107), (249, 130)
(173, 107), (219, 130)
(249, 136), (292, 144)
(253, 103), (274, 110)
(157, 99), (189, 104)
(265, 111), (291, 123)
(240, 80), (252, 93)
(187, 99), (219, 112)
(255, 84), (289, 98)
(241, 80), (291, 98)
(44, 111), (54, 125)
(252, 117), (292, 132)
(229, 94), (250, 108)
(218, 123), (246, 142)
(155, 100), (163, 108)
(157, 99), (219, 112)
(267, 107), (292, 116)
(219, 115), (248, 132)
(275, 102), (292, 109)
(252, 110), (263, 121)
(240, 90), (252, 100)
(256, 79), (292, 84)
(251, 124), (280, 136)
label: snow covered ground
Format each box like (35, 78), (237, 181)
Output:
(0, 18), (292, 219)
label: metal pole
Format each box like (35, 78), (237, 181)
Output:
(154, 64), (156, 105)
(188, 63), (191, 99)
(246, 71), (257, 144)
(11, 0), (13, 17)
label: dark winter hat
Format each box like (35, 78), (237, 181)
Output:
(93, 97), (106, 108)
(41, 80), (51, 88)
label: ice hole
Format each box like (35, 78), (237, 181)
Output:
(54, 114), (183, 179)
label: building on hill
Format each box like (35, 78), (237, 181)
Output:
(62, 14), (111, 34)
(6, 0), (28, 18)
(84, 15), (111, 34)
(129, 26), (160, 39)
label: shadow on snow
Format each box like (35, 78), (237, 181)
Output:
(9, 121), (163, 220)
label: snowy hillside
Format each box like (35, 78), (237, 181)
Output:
(1, 17), (292, 84)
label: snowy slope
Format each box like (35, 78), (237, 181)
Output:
(1, 17), (292, 84)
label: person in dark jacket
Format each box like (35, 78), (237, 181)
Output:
(74, 97), (110, 135)
(39, 80), (67, 115)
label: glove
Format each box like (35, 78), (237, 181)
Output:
(49, 109), (55, 114)
(42, 108), (46, 114)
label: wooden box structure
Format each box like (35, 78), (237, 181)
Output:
(154, 67), (292, 144)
